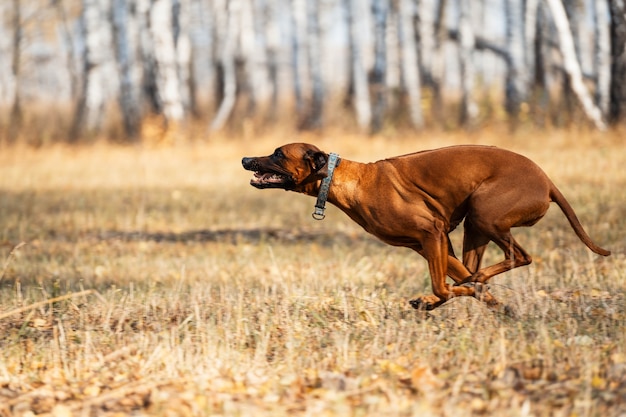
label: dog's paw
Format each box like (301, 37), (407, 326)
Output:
(409, 295), (443, 311)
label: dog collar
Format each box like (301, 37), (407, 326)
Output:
(312, 153), (340, 220)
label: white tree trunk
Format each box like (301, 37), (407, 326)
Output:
(9, 0), (23, 140)
(593, 0), (611, 116)
(84, 0), (110, 132)
(290, 0), (307, 116)
(346, 0), (371, 130)
(505, 0), (527, 119)
(241, 0), (271, 114)
(136, 0), (160, 114)
(305, 0), (324, 129)
(545, 0), (607, 130)
(174, 0), (193, 115)
(150, 0), (185, 122)
(111, 0), (140, 139)
(371, 0), (388, 133)
(430, 0), (448, 122)
(398, 0), (423, 129)
(458, 0), (478, 126)
(524, 0), (540, 80)
(209, 0), (239, 131)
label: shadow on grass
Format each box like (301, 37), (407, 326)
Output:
(96, 227), (384, 247)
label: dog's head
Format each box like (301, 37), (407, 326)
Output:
(242, 143), (329, 193)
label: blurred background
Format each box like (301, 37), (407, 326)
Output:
(0, 0), (625, 144)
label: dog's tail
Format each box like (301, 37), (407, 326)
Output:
(550, 185), (611, 256)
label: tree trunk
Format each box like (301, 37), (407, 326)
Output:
(265, 0), (282, 122)
(173, 0), (193, 117)
(370, 0), (388, 133)
(8, 0), (23, 143)
(525, 0), (540, 84)
(398, 0), (423, 129)
(137, 0), (161, 115)
(111, 0), (141, 140)
(545, 0), (606, 130)
(593, 0), (611, 117)
(609, 0), (626, 124)
(301, 0), (324, 130)
(431, 0), (448, 124)
(458, 0), (478, 127)
(55, 0), (80, 100)
(563, 0), (583, 63)
(241, 0), (271, 118)
(209, 0), (239, 131)
(344, 0), (372, 130)
(71, 0), (110, 141)
(150, 0), (185, 123)
(505, 0), (527, 124)
(290, 0), (306, 120)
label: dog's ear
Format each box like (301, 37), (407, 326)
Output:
(301, 150), (329, 184)
(304, 150), (329, 176)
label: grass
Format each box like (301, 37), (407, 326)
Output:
(0, 129), (625, 416)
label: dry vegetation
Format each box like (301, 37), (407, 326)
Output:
(0, 129), (624, 416)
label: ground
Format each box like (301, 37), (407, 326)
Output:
(0, 129), (624, 416)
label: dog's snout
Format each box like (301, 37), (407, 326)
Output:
(242, 157), (255, 169)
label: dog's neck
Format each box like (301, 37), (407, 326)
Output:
(324, 159), (363, 211)
(297, 158), (363, 212)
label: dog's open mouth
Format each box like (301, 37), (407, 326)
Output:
(249, 170), (292, 189)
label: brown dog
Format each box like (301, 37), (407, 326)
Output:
(242, 143), (610, 310)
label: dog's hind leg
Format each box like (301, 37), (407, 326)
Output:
(467, 232), (532, 284)
(446, 255), (502, 307)
(462, 219), (490, 274)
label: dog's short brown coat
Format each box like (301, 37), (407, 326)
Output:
(242, 143), (610, 310)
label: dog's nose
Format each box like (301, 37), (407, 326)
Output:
(242, 157), (254, 169)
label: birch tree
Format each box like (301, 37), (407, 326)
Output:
(54, 0), (80, 100)
(173, 0), (193, 117)
(398, 0), (423, 129)
(136, 0), (161, 115)
(71, 0), (111, 140)
(240, 0), (271, 117)
(8, 0), (23, 141)
(111, 0), (140, 140)
(150, 0), (185, 123)
(290, 0), (306, 119)
(458, 0), (478, 127)
(524, 0), (540, 84)
(344, 0), (372, 130)
(609, 0), (626, 124)
(505, 0), (527, 122)
(593, 0), (611, 117)
(429, 0), (448, 124)
(545, 0), (606, 130)
(303, 0), (324, 129)
(264, 0), (282, 121)
(209, 0), (239, 131)
(370, 0), (388, 133)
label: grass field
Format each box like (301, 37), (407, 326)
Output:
(0, 130), (624, 416)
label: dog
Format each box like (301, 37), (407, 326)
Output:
(242, 143), (611, 310)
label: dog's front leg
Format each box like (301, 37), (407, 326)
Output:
(409, 220), (477, 310)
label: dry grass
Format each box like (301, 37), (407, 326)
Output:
(0, 129), (625, 416)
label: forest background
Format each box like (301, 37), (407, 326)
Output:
(1, 1), (626, 416)
(1, 0), (626, 142)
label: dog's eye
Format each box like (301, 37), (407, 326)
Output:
(273, 149), (284, 159)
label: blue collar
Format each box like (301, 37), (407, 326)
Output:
(312, 153), (340, 220)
